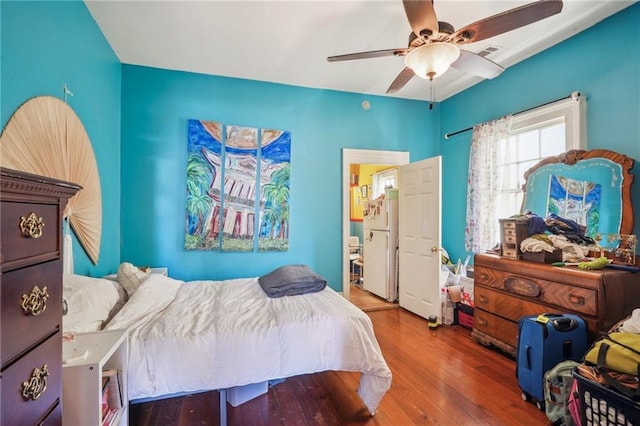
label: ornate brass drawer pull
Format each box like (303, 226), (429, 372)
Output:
(19, 212), (45, 239)
(477, 318), (488, 326)
(22, 364), (49, 401)
(20, 285), (49, 316)
(478, 295), (489, 304)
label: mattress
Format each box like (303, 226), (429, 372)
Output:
(105, 274), (392, 414)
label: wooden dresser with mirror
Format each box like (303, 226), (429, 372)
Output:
(472, 149), (640, 357)
(1, 168), (80, 425)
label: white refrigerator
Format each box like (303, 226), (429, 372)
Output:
(363, 189), (398, 302)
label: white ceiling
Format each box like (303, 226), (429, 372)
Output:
(85, 1), (635, 102)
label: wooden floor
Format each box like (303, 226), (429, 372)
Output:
(129, 307), (548, 425)
(348, 284), (398, 312)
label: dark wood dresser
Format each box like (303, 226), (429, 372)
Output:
(1, 168), (80, 425)
(472, 253), (640, 357)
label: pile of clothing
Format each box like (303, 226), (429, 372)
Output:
(518, 212), (596, 262)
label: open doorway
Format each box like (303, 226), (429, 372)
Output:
(341, 149), (409, 300)
(351, 165), (397, 300)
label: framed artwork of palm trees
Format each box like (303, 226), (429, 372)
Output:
(259, 129), (290, 251)
(185, 119), (290, 252)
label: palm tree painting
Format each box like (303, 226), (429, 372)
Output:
(185, 120), (223, 250)
(221, 125), (259, 252)
(259, 129), (291, 252)
(185, 119), (291, 252)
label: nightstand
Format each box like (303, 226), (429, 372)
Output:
(102, 267), (168, 282)
(62, 329), (128, 426)
(148, 267), (168, 276)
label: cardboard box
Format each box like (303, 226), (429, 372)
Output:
(459, 276), (474, 307)
(440, 287), (455, 325)
(226, 381), (268, 407)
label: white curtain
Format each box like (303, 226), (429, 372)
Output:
(464, 115), (513, 253)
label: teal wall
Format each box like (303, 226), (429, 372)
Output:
(440, 3), (640, 264)
(2, 1), (638, 287)
(1, 1), (121, 277)
(120, 65), (437, 286)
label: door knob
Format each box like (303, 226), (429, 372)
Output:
(431, 247), (438, 253)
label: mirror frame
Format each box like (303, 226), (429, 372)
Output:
(522, 149), (635, 234)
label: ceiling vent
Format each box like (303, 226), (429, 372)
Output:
(477, 46), (500, 58)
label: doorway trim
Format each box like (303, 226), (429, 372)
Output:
(342, 149), (410, 299)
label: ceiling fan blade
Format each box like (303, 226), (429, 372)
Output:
(386, 67), (416, 94)
(451, 50), (504, 79)
(451, 0), (563, 44)
(403, 0), (439, 40)
(327, 48), (409, 62)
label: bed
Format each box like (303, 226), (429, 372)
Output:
(63, 265), (392, 421)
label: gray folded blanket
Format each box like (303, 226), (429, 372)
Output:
(258, 265), (327, 298)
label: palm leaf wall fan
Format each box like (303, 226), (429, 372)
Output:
(0, 96), (102, 265)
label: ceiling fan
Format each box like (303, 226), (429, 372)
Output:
(327, 0), (563, 95)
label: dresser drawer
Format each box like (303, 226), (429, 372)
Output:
(1, 200), (62, 270)
(39, 400), (62, 426)
(501, 245), (518, 259)
(2, 261), (62, 367)
(475, 286), (523, 320)
(474, 309), (519, 348)
(474, 265), (505, 289)
(474, 286), (598, 335)
(1, 332), (62, 426)
(474, 265), (597, 316)
(540, 279), (596, 316)
(503, 227), (519, 243)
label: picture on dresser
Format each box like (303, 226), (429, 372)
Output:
(545, 174), (601, 236)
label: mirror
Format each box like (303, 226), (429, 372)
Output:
(522, 149), (635, 236)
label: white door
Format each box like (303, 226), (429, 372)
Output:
(363, 229), (389, 300)
(398, 156), (442, 319)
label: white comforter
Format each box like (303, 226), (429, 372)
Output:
(105, 274), (392, 414)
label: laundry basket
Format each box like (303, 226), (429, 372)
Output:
(572, 369), (640, 425)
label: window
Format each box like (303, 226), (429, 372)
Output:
(371, 168), (397, 199)
(496, 97), (586, 225)
(465, 95), (586, 253)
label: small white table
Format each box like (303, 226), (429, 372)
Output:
(102, 266), (168, 281)
(62, 329), (129, 426)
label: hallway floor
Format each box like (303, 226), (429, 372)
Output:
(349, 284), (398, 312)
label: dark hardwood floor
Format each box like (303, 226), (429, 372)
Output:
(129, 308), (548, 425)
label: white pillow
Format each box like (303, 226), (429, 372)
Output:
(63, 274), (120, 333)
(105, 274), (183, 332)
(117, 262), (151, 296)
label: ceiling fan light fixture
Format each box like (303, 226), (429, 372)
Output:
(404, 42), (460, 80)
